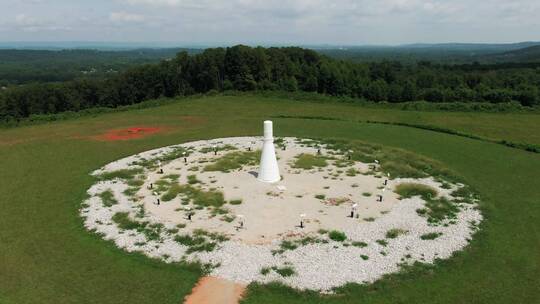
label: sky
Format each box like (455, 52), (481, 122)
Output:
(1, 0), (539, 46)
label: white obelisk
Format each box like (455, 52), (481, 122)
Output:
(258, 121), (281, 183)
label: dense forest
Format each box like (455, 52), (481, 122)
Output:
(1, 45), (540, 122)
(0, 48), (201, 85)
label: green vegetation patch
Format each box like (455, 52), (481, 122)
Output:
(291, 153), (328, 170)
(97, 168), (143, 181)
(352, 241), (368, 248)
(173, 229), (228, 254)
(111, 212), (163, 241)
(386, 228), (408, 239)
(260, 266), (296, 277)
(98, 190), (118, 207)
(395, 183), (438, 200)
(203, 150), (260, 172)
(328, 230), (347, 242)
(420, 232), (443, 240)
(161, 184), (225, 208)
(418, 197), (460, 224)
(199, 144), (237, 154)
(229, 199), (243, 205)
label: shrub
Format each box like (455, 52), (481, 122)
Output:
(98, 190), (118, 207)
(204, 151), (260, 172)
(315, 194), (326, 200)
(97, 168), (143, 181)
(291, 153), (328, 169)
(352, 241), (368, 248)
(385, 228), (408, 239)
(229, 199), (243, 205)
(328, 230), (347, 242)
(395, 183), (438, 200)
(376, 239), (388, 246)
(272, 266), (296, 277)
(420, 232), (443, 240)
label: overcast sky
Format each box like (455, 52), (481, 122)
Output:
(1, 0), (539, 45)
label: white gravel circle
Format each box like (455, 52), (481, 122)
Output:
(81, 137), (482, 292)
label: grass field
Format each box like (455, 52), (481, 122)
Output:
(1, 94), (539, 304)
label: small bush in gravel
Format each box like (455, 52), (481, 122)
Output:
(317, 229), (328, 234)
(363, 217), (376, 222)
(360, 255), (369, 260)
(221, 215), (235, 223)
(362, 192), (372, 197)
(97, 168), (143, 181)
(229, 199), (243, 205)
(376, 239), (388, 247)
(98, 190), (117, 207)
(272, 266), (296, 277)
(280, 240), (298, 251)
(291, 153), (328, 169)
(352, 241), (368, 248)
(187, 175), (201, 185)
(112, 212), (143, 230)
(328, 230), (347, 242)
(346, 168), (360, 176)
(260, 267), (271, 275)
(395, 183), (438, 200)
(203, 150), (260, 172)
(315, 194), (326, 200)
(420, 232), (443, 240)
(386, 228), (408, 239)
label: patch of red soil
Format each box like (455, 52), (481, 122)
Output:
(92, 126), (165, 141)
(184, 276), (246, 304)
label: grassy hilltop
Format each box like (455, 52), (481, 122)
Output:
(0, 94), (539, 304)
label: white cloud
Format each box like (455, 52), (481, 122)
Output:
(1, 0), (540, 43)
(109, 12), (147, 23)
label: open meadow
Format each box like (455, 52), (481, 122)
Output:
(1, 94), (539, 304)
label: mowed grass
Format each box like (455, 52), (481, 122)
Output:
(0, 94), (539, 304)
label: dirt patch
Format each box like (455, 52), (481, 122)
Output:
(184, 276), (246, 304)
(91, 126), (165, 141)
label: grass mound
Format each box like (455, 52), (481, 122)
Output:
(161, 184), (225, 208)
(173, 229), (228, 254)
(97, 168), (143, 181)
(111, 212), (163, 241)
(203, 150), (260, 172)
(98, 190), (118, 207)
(291, 153), (328, 169)
(395, 183), (438, 200)
(385, 228), (408, 239)
(328, 230), (347, 242)
(418, 197), (460, 224)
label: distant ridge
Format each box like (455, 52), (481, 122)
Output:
(483, 45), (540, 63)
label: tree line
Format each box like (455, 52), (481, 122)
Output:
(1, 45), (539, 122)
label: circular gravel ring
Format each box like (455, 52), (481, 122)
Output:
(81, 137), (482, 292)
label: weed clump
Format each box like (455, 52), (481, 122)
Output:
(97, 168), (143, 181)
(386, 228), (408, 239)
(420, 232), (443, 240)
(395, 183), (438, 200)
(161, 184), (225, 208)
(98, 190), (118, 207)
(291, 153), (328, 170)
(204, 150), (260, 172)
(328, 230), (347, 242)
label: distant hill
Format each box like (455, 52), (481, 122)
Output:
(315, 42), (540, 64)
(481, 45), (540, 63)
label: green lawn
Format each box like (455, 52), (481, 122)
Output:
(1, 94), (539, 304)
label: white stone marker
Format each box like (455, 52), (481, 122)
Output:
(258, 121), (281, 183)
